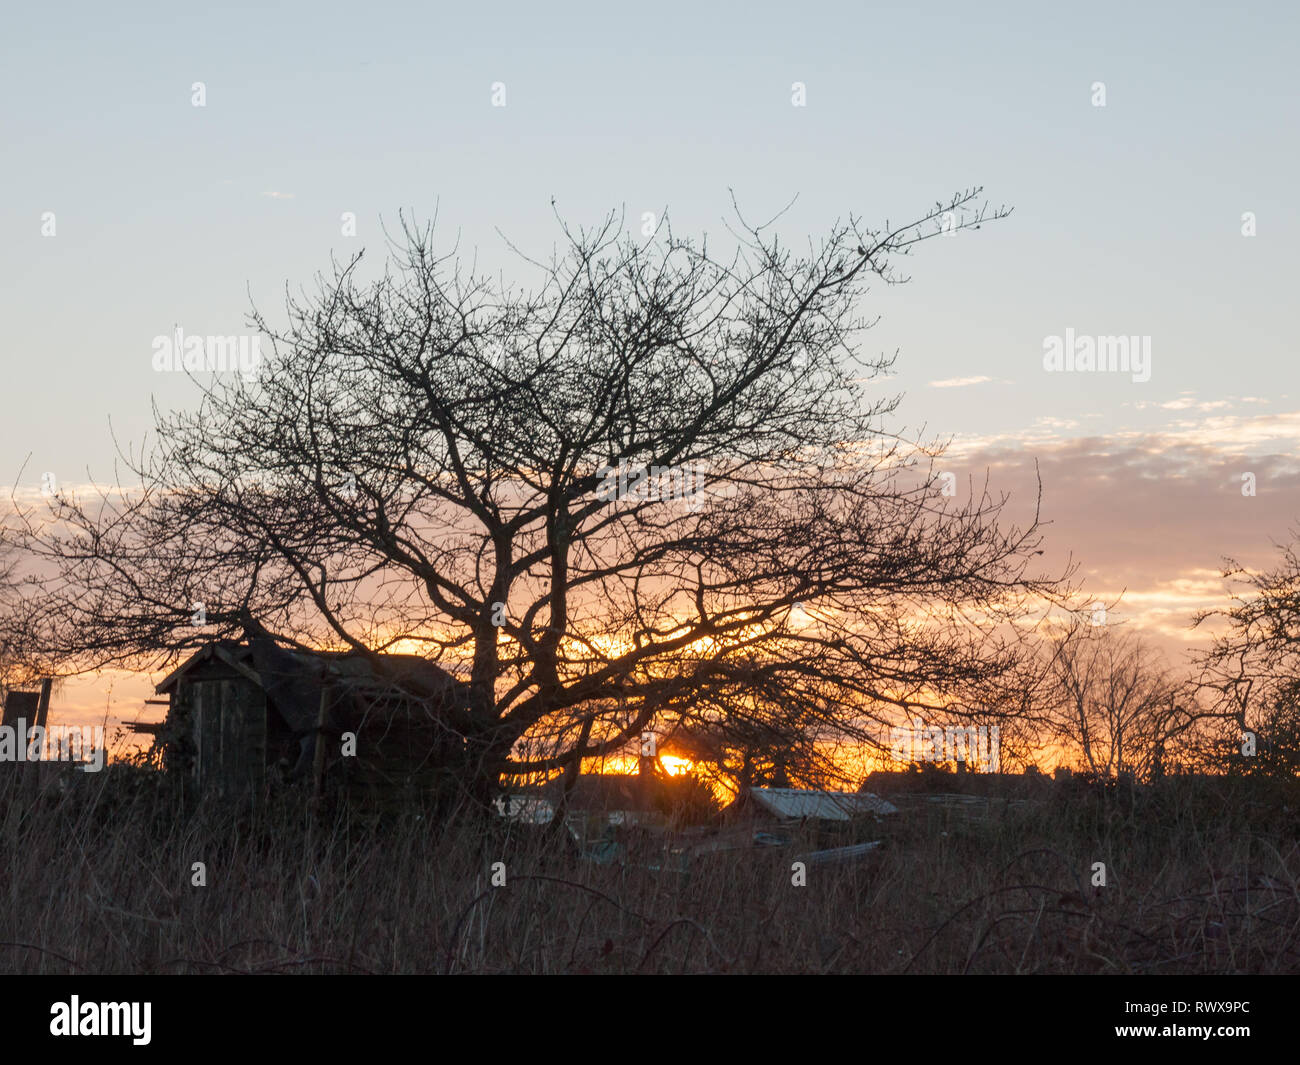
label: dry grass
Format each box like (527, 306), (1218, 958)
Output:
(2, 767), (1298, 974)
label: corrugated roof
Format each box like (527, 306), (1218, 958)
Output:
(750, 787), (898, 820)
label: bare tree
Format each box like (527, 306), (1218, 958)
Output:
(1041, 618), (1184, 780)
(18, 189), (1066, 803)
(1192, 536), (1300, 776)
(0, 522), (41, 703)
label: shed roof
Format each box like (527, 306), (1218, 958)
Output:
(749, 787), (897, 821)
(154, 637), (466, 738)
(156, 639), (460, 698)
(154, 641), (261, 693)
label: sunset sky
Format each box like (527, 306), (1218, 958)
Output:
(3, 0), (1297, 735)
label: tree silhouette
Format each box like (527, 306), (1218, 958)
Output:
(18, 189), (1064, 803)
(1041, 617), (1183, 781)
(1193, 535), (1300, 777)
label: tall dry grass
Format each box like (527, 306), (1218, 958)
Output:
(2, 766), (1298, 974)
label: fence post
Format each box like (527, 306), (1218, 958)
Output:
(24, 680), (53, 806)
(312, 685), (330, 798)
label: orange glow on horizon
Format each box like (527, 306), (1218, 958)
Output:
(585, 752), (695, 777)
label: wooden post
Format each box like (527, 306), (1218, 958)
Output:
(23, 679), (53, 806)
(312, 686), (330, 798)
(34, 679), (52, 733)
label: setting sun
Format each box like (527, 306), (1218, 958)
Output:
(657, 755), (694, 776)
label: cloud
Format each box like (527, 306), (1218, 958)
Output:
(1133, 395), (1232, 413)
(261, 191), (295, 200)
(939, 423), (1300, 663)
(949, 407), (1300, 458)
(928, 375), (994, 389)
(1132, 393), (1270, 414)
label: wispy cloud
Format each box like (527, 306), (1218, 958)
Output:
(1132, 392), (1270, 414)
(948, 407), (1300, 458)
(928, 375), (994, 389)
(261, 190), (295, 200)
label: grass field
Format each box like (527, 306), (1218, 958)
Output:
(2, 767), (1298, 974)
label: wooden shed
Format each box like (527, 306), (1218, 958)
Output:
(154, 638), (467, 802)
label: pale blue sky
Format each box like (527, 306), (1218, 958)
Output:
(4, 0), (1296, 476)
(3, 1), (1298, 719)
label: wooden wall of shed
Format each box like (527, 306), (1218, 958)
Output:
(168, 674), (267, 799)
(163, 657), (466, 806)
(165, 684), (196, 781)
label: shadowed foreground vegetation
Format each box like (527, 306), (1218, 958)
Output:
(3, 767), (1298, 974)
